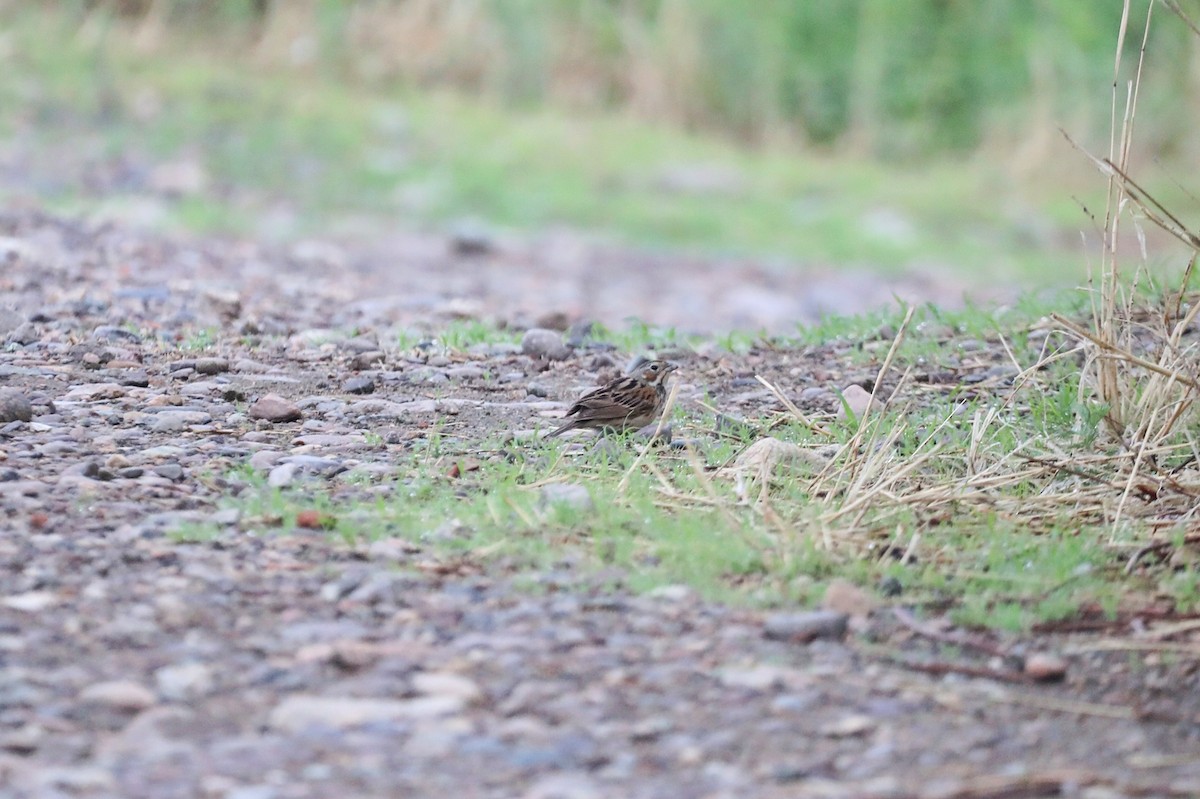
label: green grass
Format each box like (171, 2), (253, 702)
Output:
(195, 296), (1199, 631)
(0, 7), (1125, 284)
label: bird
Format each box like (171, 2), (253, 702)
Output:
(546, 359), (678, 439)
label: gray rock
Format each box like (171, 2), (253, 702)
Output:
(267, 462), (299, 488)
(248, 450), (284, 471)
(7, 321), (39, 345)
(521, 328), (572, 361)
(763, 610), (849, 643)
(449, 219), (496, 256)
(92, 324), (141, 343)
(524, 773), (604, 799)
(447, 366), (486, 380)
(150, 410), (212, 432)
(0, 307), (24, 336)
(153, 463), (185, 481)
(0, 389), (33, 423)
(194, 357), (230, 375)
(538, 483), (594, 512)
(342, 375), (375, 394)
(351, 350), (386, 370)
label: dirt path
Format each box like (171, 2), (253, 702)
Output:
(2, 210), (1198, 798)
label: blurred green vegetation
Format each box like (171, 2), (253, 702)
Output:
(0, 1), (1194, 284)
(37, 0), (1198, 158)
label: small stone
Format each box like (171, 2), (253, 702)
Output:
(194, 357), (229, 375)
(629, 716), (674, 741)
(211, 508), (241, 525)
(521, 328), (571, 361)
(92, 324), (141, 343)
(8, 321), (39, 345)
(524, 773), (603, 799)
(635, 422), (672, 443)
(412, 672), (483, 704)
(717, 665), (788, 692)
(646, 584), (693, 602)
(268, 695), (464, 732)
(154, 662), (214, 701)
(0, 307), (24, 336)
(117, 370), (151, 387)
(268, 462), (299, 488)
(248, 450), (284, 471)
(153, 463), (185, 481)
(822, 579), (877, 618)
(878, 576), (903, 597)
(0, 389), (33, 423)
(565, 319), (596, 346)
(447, 366), (485, 380)
(538, 483), (594, 512)
(763, 611), (849, 644)
(821, 713), (876, 737)
(836, 384), (879, 421)
(79, 680), (157, 712)
(351, 350), (386, 370)
(2, 591), (59, 612)
(449, 219), (495, 256)
(1023, 652), (1068, 682)
(250, 393), (302, 423)
(150, 410), (212, 432)
(342, 376), (375, 395)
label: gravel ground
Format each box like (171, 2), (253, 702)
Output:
(2, 210), (1200, 798)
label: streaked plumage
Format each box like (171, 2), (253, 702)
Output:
(547, 359), (678, 438)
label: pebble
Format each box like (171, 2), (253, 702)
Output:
(351, 350), (386, 369)
(2, 591), (60, 612)
(836, 384), (879, 421)
(0, 306), (25, 335)
(268, 462), (300, 488)
(763, 611), (849, 644)
(521, 328), (572, 361)
(822, 579), (877, 618)
(92, 324), (141, 342)
(152, 462), (185, 481)
(194, 357), (230, 375)
(524, 773), (604, 799)
(1023, 653), (1068, 682)
(412, 671), (484, 704)
(154, 662), (215, 701)
(150, 410), (212, 432)
(342, 376), (375, 394)
(78, 680), (157, 712)
(538, 483), (594, 512)
(268, 695), (464, 732)
(249, 394), (302, 422)
(0, 389), (33, 423)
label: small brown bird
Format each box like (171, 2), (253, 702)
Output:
(546, 359), (678, 438)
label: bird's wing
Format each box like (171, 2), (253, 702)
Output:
(565, 377), (644, 424)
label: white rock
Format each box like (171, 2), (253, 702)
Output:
(411, 671), (483, 704)
(154, 662), (214, 701)
(2, 591), (59, 612)
(79, 680), (157, 711)
(524, 772), (604, 799)
(268, 695), (464, 732)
